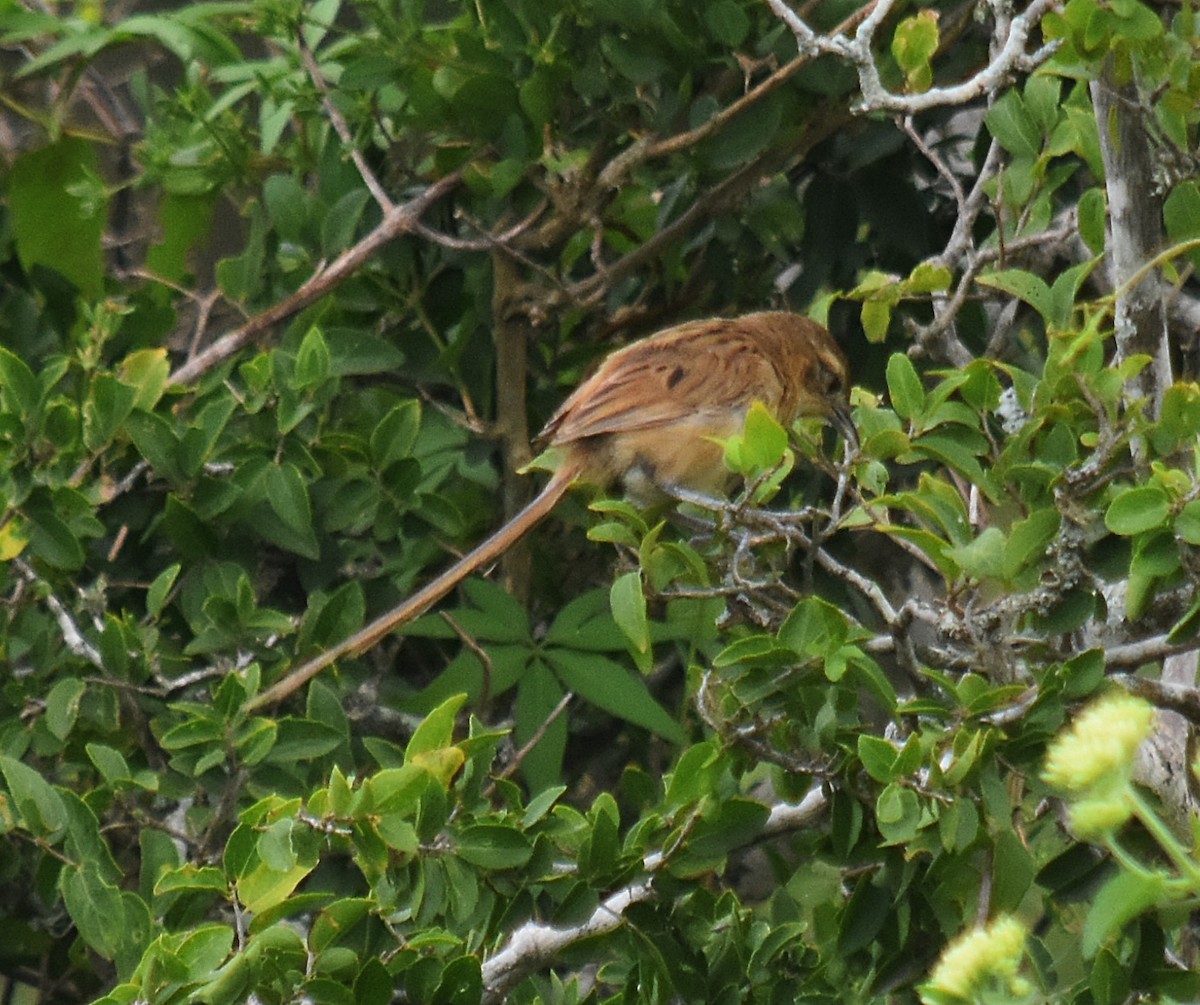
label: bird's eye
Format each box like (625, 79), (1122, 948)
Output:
(814, 362), (842, 395)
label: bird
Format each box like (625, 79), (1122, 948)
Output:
(247, 311), (854, 710)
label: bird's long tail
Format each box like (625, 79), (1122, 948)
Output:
(248, 464), (579, 711)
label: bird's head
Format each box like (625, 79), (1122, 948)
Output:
(775, 314), (858, 450)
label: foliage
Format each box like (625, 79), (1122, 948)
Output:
(0, 0), (1199, 1003)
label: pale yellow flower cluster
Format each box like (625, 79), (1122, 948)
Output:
(1042, 691), (1156, 840)
(1041, 691), (1155, 794)
(922, 915), (1029, 1002)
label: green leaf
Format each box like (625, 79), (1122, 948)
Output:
(610, 571), (651, 668)
(700, 89), (782, 170)
(682, 798), (769, 863)
(237, 858), (313, 915)
(45, 677), (86, 741)
(308, 899), (374, 954)
(861, 299), (892, 343)
(84, 373), (140, 451)
(523, 785), (566, 826)
(406, 694), (467, 762)
(0, 754), (68, 838)
(857, 735), (898, 783)
(875, 782), (922, 844)
(327, 332), (404, 377)
(1091, 949), (1130, 1005)
(991, 827), (1034, 911)
(702, 0), (748, 43)
(0, 345), (43, 418)
(367, 764), (429, 814)
(86, 743), (133, 785)
(119, 348), (171, 411)
(257, 818), (297, 872)
(1003, 509), (1060, 579)
(838, 875), (891, 955)
(514, 661), (568, 791)
(126, 410), (183, 483)
(61, 862), (125, 960)
(1061, 649), (1105, 699)
(1048, 259), (1099, 330)
(664, 742), (721, 809)
(454, 824), (533, 870)
(1023, 76), (1062, 134)
(264, 718), (345, 765)
(1165, 180), (1200, 247)
(946, 527), (1007, 580)
(729, 400), (789, 474)
(293, 326), (332, 390)
(154, 863), (230, 896)
(1105, 485), (1171, 536)
(147, 562), (181, 618)
(891, 12), (938, 90)
(1083, 869), (1166, 957)
(777, 596), (849, 657)
(600, 33), (669, 86)
(977, 269), (1054, 324)
(1175, 499), (1200, 545)
(25, 503), (85, 570)
(1078, 187), (1107, 255)
(320, 188), (372, 256)
(9, 137), (107, 298)
(907, 262), (953, 293)
(885, 353), (925, 421)
(433, 955), (483, 1005)
(262, 463), (319, 559)
(263, 174), (308, 244)
(985, 90), (1042, 158)
(911, 430), (992, 496)
(712, 632), (800, 668)
(370, 399), (422, 470)
(547, 649), (684, 744)
(147, 191), (216, 281)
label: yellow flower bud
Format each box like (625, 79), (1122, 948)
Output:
(1068, 794), (1134, 839)
(922, 915), (1027, 1002)
(1041, 692), (1155, 795)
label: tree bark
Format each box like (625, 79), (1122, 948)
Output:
(1090, 61), (1172, 410)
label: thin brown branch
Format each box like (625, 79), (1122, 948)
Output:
(488, 692), (574, 789)
(168, 171), (462, 387)
(570, 104), (852, 306)
(439, 610), (495, 709)
(297, 33), (394, 213)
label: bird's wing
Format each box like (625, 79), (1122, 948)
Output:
(540, 318), (790, 446)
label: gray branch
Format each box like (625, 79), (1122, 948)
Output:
(765, 0), (1061, 115)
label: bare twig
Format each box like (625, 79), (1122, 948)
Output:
(767, 0), (1060, 114)
(487, 692), (574, 789)
(15, 559), (102, 668)
(297, 34), (394, 213)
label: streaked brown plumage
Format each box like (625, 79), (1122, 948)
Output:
(250, 311), (854, 709)
(541, 312), (854, 497)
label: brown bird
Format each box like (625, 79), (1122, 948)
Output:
(248, 311), (854, 710)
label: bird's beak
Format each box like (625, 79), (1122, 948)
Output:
(829, 401), (859, 452)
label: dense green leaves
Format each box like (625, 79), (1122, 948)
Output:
(0, 0), (1197, 1002)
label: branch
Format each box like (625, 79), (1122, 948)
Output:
(616, 0), (881, 170)
(1090, 61), (1171, 409)
(768, 0), (1061, 115)
(569, 107), (851, 306)
(14, 559), (102, 668)
(167, 172), (462, 387)
(297, 34), (393, 213)
(478, 786), (827, 1003)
